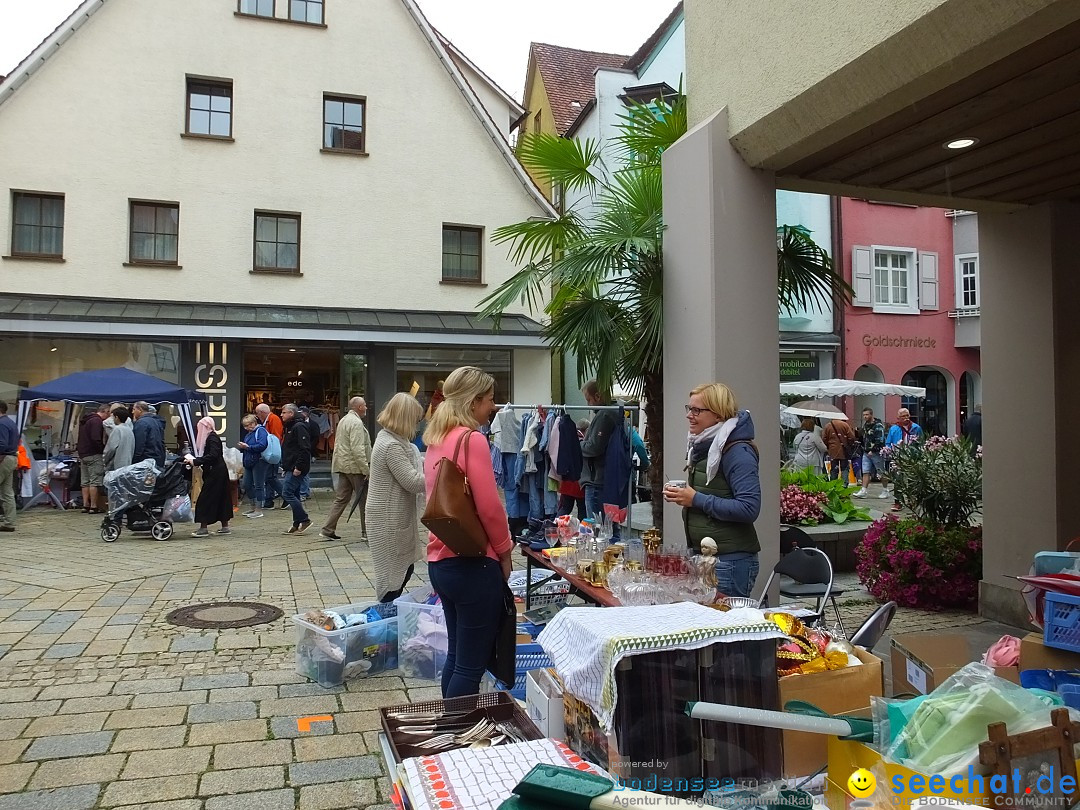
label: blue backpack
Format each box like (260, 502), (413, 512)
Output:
(261, 428), (282, 465)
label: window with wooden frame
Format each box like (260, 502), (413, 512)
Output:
(533, 111), (541, 135)
(238, 0), (274, 16)
(186, 78), (233, 139)
(323, 94), (365, 153)
(11, 192), (64, 258)
(129, 202), (179, 266)
(289, 0), (323, 24)
(254, 211), (300, 273)
(442, 225), (483, 283)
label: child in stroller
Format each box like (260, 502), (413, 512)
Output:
(100, 458), (191, 542)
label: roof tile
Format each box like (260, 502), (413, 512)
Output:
(530, 43), (629, 135)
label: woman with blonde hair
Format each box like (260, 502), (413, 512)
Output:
(366, 393), (427, 603)
(663, 382), (761, 598)
(423, 366), (512, 698)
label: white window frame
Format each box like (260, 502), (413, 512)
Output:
(871, 245), (919, 314)
(955, 253), (979, 310)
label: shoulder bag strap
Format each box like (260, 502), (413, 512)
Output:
(450, 429), (474, 493)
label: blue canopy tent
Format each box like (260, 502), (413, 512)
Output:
(16, 368), (199, 504)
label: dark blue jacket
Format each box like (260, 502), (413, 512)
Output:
(241, 425), (269, 468)
(0, 414), (18, 455)
(689, 410), (761, 524)
(600, 421), (632, 509)
(132, 414), (166, 467)
(555, 414), (583, 481)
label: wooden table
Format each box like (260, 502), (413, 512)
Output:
(519, 546), (621, 608)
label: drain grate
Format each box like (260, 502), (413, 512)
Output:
(166, 601), (284, 629)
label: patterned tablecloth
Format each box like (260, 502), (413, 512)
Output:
(536, 604), (785, 734)
(401, 738), (607, 810)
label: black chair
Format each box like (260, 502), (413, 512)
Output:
(849, 601), (897, 651)
(780, 525), (817, 554)
(757, 546), (846, 634)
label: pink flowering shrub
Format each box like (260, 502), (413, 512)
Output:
(856, 515), (982, 610)
(780, 484), (827, 525)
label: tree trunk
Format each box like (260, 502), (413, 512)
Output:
(642, 367), (665, 530)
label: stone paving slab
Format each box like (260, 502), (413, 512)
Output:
(0, 502), (1020, 809)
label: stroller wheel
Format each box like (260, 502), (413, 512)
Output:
(151, 521), (174, 542)
(101, 522), (121, 543)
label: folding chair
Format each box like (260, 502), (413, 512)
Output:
(849, 600), (897, 651)
(757, 546), (846, 634)
(780, 524), (817, 554)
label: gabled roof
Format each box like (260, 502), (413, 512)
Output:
(624, 2), (684, 73)
(434, 29), (526, 121)
(0, 0), (555, 217)
(529, 42), (629, 135)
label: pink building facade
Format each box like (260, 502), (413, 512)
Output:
(840, 199), (981, 436)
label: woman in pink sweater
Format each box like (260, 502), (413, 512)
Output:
(422, 366), (512, 697)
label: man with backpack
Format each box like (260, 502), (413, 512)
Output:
(321, 396), (371, 541)
(822, 416), (857, 483)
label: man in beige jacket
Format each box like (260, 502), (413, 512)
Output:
(321, 397), (372, 541)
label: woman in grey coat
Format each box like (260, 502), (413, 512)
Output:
(103, 406), (135, 471)
(366, 393), (426, 603)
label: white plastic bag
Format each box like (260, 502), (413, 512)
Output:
(161, 495), (193, 524)
(222, 447), (244, 481)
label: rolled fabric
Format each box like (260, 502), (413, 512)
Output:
(982, 634), (1021, 667)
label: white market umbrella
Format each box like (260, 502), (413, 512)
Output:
(780, 404), (801, 428)
(783, 401), (848, 420)
(780, 378), (926, 398)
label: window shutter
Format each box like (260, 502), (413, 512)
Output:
(853, 245), (872, 307)
(919, 251), (939, 310)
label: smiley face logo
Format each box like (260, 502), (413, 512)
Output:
(847, 768), (877, 798)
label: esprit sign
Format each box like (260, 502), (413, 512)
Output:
(194, 343), (228, 434)
(863, 334), (937, 349)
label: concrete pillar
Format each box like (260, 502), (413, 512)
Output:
(979, 201), (1080, 626)
(662, 108), (780, 589)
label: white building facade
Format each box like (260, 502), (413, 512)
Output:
(0, 0), (554, 443)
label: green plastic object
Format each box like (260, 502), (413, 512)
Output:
(497, 765), (613, 810)
(782, 699), (874, 741)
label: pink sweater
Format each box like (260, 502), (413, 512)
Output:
(424, 426), (512, 563)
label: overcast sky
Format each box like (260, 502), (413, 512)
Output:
(0, 0), (677, 99)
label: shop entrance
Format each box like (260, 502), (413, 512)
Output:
(901, 368), (949, 436)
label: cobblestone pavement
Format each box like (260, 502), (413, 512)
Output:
(0, 501), (1014, 808)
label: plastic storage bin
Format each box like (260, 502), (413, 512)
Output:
(394, 586), (447, 681)
(1043, 591), (1080, 653)
(293, 601), (398, 687)
(489, 643), (553, 700)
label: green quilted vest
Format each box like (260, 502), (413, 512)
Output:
(682, 451), (760, 554)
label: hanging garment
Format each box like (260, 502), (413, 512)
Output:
(555, 414), (583, 481)
(547, 416), (562, 483)
(600, 421), (633, 509)
(491, 406), (521, 453)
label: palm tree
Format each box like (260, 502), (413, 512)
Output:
(480, 94), (849, 526)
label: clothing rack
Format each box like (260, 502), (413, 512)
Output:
(494, 403), (641, 526)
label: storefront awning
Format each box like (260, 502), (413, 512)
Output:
(0, 294), (548, 348)
(779, 331), (841, 348)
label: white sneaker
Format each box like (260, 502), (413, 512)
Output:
(245, 511), (264, 519)
(879, 488), (891, 498)
(853, 488), (868, 498)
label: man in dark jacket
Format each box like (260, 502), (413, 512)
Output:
(963, 404), (983, 450)
(131, 401), (166, 467)
(580, 380), (621, 533)
(280, 404), (312, 535)
(77, 404), (109, 512)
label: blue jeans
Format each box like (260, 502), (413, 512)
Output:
(828, 459), (850, 481)
(244, 460), (267, 508)
(282, 472), (309, 526)
(715, 553), (760, 599)
(299, 473), (311, 498)
(429, 556), (504, 698)
(263, 464), (282, 506)
(583, 484), (620, 540)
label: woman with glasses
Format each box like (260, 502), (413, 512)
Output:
(663, 383), (761, 598)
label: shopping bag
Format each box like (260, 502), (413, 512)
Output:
(162, 495), (193, 523)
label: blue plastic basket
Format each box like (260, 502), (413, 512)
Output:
(494, 643), (552, 700)
(1043, 591), (1080, 653)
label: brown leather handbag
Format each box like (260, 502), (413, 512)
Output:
(421, 429), (488, 557)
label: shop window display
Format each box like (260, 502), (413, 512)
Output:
(395, 348), (510, 416)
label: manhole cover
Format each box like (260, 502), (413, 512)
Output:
(166, 602), (283, 629)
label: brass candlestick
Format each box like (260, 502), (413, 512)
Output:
(642, 528), (661, 556)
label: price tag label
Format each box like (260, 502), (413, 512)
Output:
(906, 657), (928, 694)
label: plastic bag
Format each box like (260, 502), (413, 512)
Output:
(222, 447), (244, 481)
(161, 495), (193, 524)
(104, 459), (160, 513)
(885, 662), (1072, 776)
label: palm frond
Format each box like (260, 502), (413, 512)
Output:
(777, 224), (853, 314)
(492, 213), (586, 266)
(612, 92), (688, 165)
(515, 133), (605, 194)
(477, 261), (550, 325)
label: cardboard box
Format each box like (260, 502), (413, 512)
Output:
(562, 690), (619, 772)
(1020, 631), (1080, 672)
(778, 647), (883, 778)
(890, 634), (975, 696)
(525, 668), (565, 740)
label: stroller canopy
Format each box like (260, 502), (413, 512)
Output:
(16, 366), (197, 451)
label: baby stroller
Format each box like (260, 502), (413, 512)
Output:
(100, 459), (191, 543)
